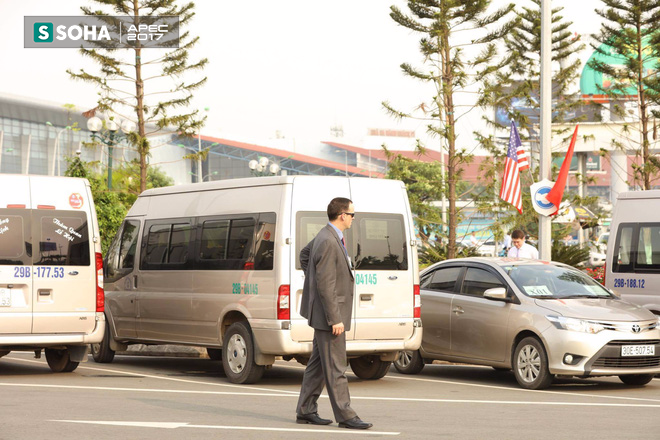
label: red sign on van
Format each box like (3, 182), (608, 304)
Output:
(69, 193), (84, 209)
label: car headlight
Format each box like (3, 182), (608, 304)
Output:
(546, 315), (605, 334)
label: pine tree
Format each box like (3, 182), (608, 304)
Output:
(475, 0), (598, 244)
(68, 0), (207, 192)
(588, 0), (660, 190)
(384, 0), (515, 259)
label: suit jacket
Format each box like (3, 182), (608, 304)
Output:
(299, 225), (354, 331)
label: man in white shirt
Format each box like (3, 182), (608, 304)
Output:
(507, 229), (539, 259)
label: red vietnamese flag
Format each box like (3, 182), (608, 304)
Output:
(546, 125), (579, 215)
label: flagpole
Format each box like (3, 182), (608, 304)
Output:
(539, 0), (552, 260)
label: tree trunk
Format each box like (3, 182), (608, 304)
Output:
(441, 27), (458, 259)
(636, 26), (651, 190)
(133, 0), (147, 194)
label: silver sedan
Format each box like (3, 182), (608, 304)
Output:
(395, 258), (660, 389)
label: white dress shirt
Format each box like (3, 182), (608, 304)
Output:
(508, 243), (539, 259)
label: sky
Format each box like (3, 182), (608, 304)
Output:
(2, 0), (603, 153)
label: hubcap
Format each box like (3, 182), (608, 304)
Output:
(397, 351), (412, 368)
(517, 344), (541, 383)
(226, 334), (247, 374)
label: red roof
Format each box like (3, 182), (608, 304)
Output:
(323, 141), (443, 163)
(199, 135), (382, 177)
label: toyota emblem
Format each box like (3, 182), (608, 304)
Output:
(632, 324), (641, 333)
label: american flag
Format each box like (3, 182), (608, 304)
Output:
(510, 121), (529, 171)
(500, 121), (523, 213)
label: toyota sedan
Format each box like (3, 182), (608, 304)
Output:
(395, 258), (660, 389)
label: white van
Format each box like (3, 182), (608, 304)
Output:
(605, 190), (660, 315)
(0, 175), (105, 372)
(98, 176), (422, 383)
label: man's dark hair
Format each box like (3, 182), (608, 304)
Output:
(511, 229), (525, 240)
(327, 197), (353, 221)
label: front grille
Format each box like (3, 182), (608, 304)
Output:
(592, 356), (660, 368)
(606, 339), (660, 346)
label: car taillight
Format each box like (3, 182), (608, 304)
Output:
(603, 262), (606, 286)
(96, 252), (104, 312)
(413, 284), (421, 318)
(277, 285), (290, 320)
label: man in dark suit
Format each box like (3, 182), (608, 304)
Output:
(295, 197), (372, 430)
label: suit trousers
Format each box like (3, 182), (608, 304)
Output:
(296, 329), (357, 422)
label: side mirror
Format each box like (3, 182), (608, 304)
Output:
(484, 287), (508, 301)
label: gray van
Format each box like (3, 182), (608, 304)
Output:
(97, 176), (422, 383)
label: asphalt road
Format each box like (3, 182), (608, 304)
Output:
(1, 353), (659, 439)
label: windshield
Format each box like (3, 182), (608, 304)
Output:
(504, 264), (614, 299)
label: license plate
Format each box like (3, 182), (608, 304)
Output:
(0, 288), (10, 307)
(621, 345), (655, 356)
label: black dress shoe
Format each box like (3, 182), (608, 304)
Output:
(338, 416), (373, 430)
(296, 413), (333, 425)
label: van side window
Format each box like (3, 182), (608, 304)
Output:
(196, 216), (261, 270)
(141, 220), (194, 270)
(34, 211), (90, 266)
(253, 213), (276, 270)
(613, 225), (634, 272)
(0, 210), (30, 266)
(105, 220), (140, 281)
(636, 225), (660, 267)
(355, 214), (408, 271)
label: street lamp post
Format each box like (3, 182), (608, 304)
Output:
(86, 116), (135, 189)
(248, 156), (281, 176)
(334, 149), (348, 176)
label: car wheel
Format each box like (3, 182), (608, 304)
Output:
(91, 320), (115, 363)
(394, 350), (425, 375)
(513, 337), (554, 390)
(45, 348), (79, 373)
(618, 374), (654, 386)
(206, 348), (222, 360)
(222, 322), (265, 384)
(349, 355), (392, 380)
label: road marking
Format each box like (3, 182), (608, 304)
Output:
(3, 382), (660, 408)
(52, 420), (400, 435)
(3, 356), (299, 395)
(277, 363), (660, 404)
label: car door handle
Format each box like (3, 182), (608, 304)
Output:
(452, 306), (464, 314)
(68, 271), (79, 276)
(388, 276), (398, 280)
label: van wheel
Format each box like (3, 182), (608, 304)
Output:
(91, 320), (115, 363)
(393, 350), (425, 375)
(513, 337), (554, 390)
(349, 355), (392, 380)
(619, 374), (654, 386)
(222, 322), (265, 384)
(206, 348), (222, 360)
(45, 348), (79, 373)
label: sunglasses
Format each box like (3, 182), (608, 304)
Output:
(342, 212), (355, 218)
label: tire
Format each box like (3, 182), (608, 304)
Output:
(222, 322), (265, 384)
(91, 320), (115, 363)
(45, 348), (79, 373)
(619, 374), (654, 386)
(513, 337), (554, 390)
(349, 355), (392, 380)
(393, 350), (425, 375)
(207, 348), (222, 360)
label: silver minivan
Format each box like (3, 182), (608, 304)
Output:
(97, 176), (422, 383)
(605, 190), (660, 315)
(395, 258), (660, 389)
(0, 175), (105, 372)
